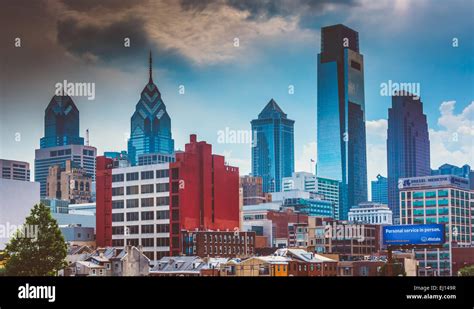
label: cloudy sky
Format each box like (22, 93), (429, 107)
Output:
(0, 0), (473, 197)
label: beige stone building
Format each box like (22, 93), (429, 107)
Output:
(46, 160), (92, 204)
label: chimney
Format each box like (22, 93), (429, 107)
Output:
(190, 134), (197, 143)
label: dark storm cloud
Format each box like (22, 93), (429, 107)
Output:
(60, 0), (147, 11)
(180, 0), (356, 21)
(57, 16), (151, 62)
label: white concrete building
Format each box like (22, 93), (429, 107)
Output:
(348, 202), (393, 225)
(110, 163), (170, 264)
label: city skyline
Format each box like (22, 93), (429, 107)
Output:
(1, 0), (473, 200)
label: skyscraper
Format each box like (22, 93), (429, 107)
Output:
(35, 96), (96, 197)
(371, 174), (388, 204)
(316, 24), (368, 219)
(387, 94), (430, 224)
(128, 52), (174, 166)
(251, 99), (294, 193)
(40, 96), (84, 148)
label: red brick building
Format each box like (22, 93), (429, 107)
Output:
(96, 156), (113, 247)
(169, 134), (240, 256)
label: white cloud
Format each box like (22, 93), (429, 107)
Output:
(429, 101), (474, 168)
(295, 141), (317, 174)
(366, 119), (388, 199)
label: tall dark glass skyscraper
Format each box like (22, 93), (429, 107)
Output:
(251, 99), (294, 193)
(387, 94), (431, 224)
(40, 96), (84, 148)
(316, 24), (367, 220)
(35, 95), (96, 197)
(128, 52), (174, 166)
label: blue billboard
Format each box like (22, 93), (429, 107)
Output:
(383, 224), (445, 246)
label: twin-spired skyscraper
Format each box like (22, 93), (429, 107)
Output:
(316, 24), (368, 220)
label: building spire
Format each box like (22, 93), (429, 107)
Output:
(149, 50), (153, 83)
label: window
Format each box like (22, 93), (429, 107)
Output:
(156, 224), (170, 233)
(156, 169), (169, 178)
(142, 238), (154, 247)
(156, 196), (169, 206)
(141, 184), (154, 194)
(141, 211), (154, 221)
(172, 182), (179, 193)
(156, 183), (169, 193)
(141, 225), (154, 234)
(127, 225), (139, 234)
(112, 187), (124, 196)
(172, 209), (179, 221)
(141, 197), (154, 207)
(171, 195), (179, 207)
(157, 237), (170, 246)
(126, 212), (139, 221)
(126, 199), (139, 208)
(350, 60), (361, 70)
(112, 174), (124, 182)
(141, 171), (154, 180)
(126, 185), (139, 195)
(112, 226), (124, 235)
(112, 213), (124, 222)
(112, 200), (124, 209)
(156, 210), (169, 219)
(171, 168), (179, 180)
(126, 172), (139, 181)
(112, 239), (124, 246)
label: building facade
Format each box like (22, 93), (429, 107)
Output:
(35, 95), (95, 197)
(371, 174), (388, 204)
(169, 134), (240, 256)
(251, 99), (294, 193)
(0, 159), (30, 181)
(348, 202), (393, 225)
(316, 24), (368, 220)
(432, 164), (474, 190)
(46, 160), (92, 204)
(240, 175), (266, 205)
(399, 175), (472, 276)
(96, 135), (240, 262)
(387, 94), (431, 224)
(282, 172), (340, 219)
(181, 230), (256, 258)
(35, 145), (96, 197)
(128, 52), (174, 166)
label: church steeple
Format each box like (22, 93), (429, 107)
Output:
(149, 50), (153, 83)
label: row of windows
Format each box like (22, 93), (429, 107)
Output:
(112, 225), (170, 235)
(111, 238), (170, 247)
(112, 170), (170, 183)
(112, 210), (170, 222)
(112, 196), (170, 209)
(112, 183), (170, 196)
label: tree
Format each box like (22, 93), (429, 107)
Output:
(458, 265), (474, 276)
(4, 203), (67, 276)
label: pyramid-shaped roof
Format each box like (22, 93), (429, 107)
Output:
(258, 98), (287, 119)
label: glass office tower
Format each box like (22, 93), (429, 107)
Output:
(128, 52), (174, 166)
(35, 95), (96, 197)
(40, 96), (84, 148)
(251, 99), (294, 193)
(387, 94), (431, 224)
(316, 24), (368, 220)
